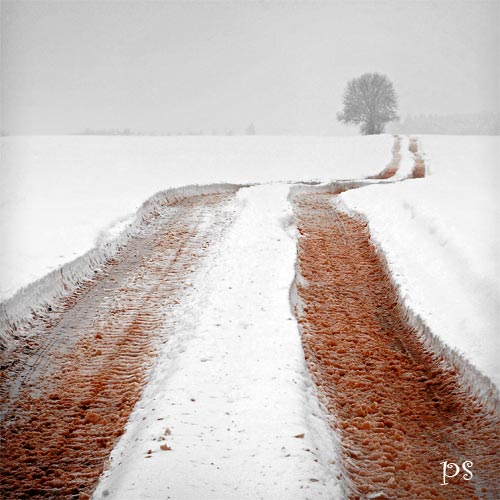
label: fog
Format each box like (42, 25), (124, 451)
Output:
(1, 0), (498, 135)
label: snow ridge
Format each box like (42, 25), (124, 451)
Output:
(0, 183), (243, 354)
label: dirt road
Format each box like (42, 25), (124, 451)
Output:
(1, 154), (498, 499)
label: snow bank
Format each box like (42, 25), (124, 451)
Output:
(0, 135), (392, 302)
(0, 184), (241, 351)
(92, 184), (342, 500)
(340, 136), (500, 393)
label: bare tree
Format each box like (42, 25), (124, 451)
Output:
(337, 73), (398, 135)
(246, 123), (256, 135)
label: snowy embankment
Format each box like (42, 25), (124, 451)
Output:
(93, 185), (342, 500)
(340, 136), (500, 391)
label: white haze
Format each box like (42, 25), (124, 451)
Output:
(1, 0), (498, 135)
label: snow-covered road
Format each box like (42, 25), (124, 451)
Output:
(93, 184), (341, 500)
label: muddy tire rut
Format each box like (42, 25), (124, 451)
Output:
(0, 192), (235, 499)
(293, 192), (499, 499)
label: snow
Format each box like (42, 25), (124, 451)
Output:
(393, 135), (414, 179)
(0, 134), (392, 302)
(92, 184), (342, 500)
(340, 135), (500, 390)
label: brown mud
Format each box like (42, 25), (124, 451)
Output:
(0, 192), (235, 499)
(409, 136), (426, 178)
(293, 193), (499, 499)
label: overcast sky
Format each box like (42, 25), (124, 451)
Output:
(1, 0), (498, 135)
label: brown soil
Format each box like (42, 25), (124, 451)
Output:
(412, 158), (426, 178)
(0, 192), (235, 499)
(293, 193), (499, 500)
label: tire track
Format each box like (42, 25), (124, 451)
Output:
(293, 192), (499, 499)
(0, 192), (236, 499)
(409, 136), (426, 178)
(368, 135), (401, 180)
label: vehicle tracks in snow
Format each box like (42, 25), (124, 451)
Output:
(293, 192), (499, 499)
(368, 135), (401, 180)
(0, 192), (236, 499)
(1, 136), (497, 500)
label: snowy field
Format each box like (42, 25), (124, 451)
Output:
(0, 135), (392, 301)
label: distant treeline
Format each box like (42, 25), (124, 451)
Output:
(74, 124), (257, 136)
(76, 128), (138, 136)
(390, 112), (499, 135)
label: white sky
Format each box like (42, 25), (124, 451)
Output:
(1, 0), (499, 135)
